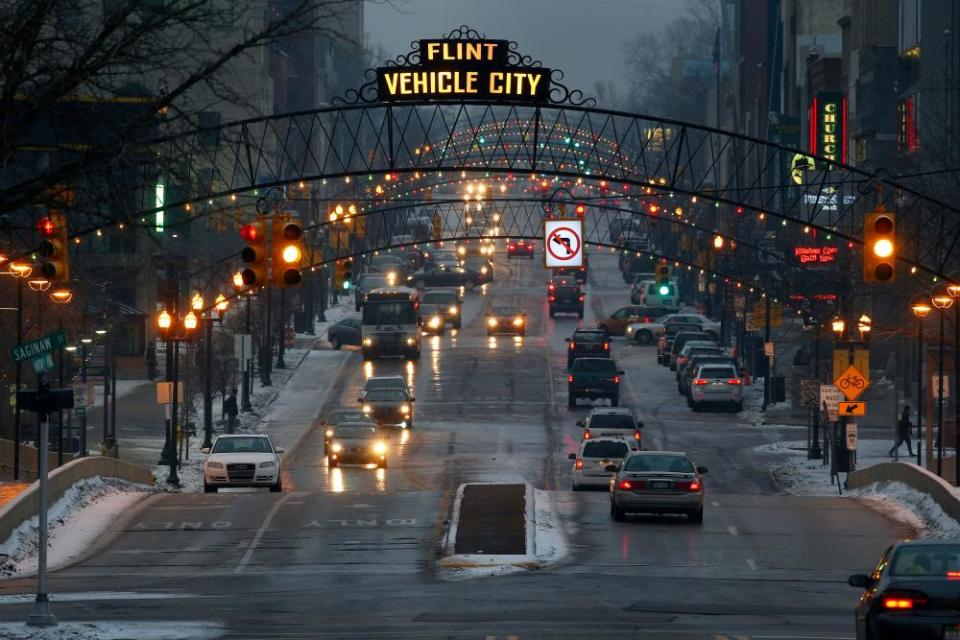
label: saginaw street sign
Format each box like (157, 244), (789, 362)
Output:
(377, 39), (551, 103)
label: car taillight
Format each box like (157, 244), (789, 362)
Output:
(569, 342), (575, 349)
(618, 480), (632, 490)
(582, 429), (591, 439)
(548, 296), (556, 302)
(603, 342), (609, 350)
(574, 458), (584, 470)
(881, 591), (928, 610)
(679, 356), (687, 365)
(579, 295), (585, 301)
(642, 316), (651, 322)
(568, 374), (574, 383)
(688, 481), (701, 491)
(614, 375), (620, 384)
(633, 431), (641, 441)
(548, 284), (555, 291)
(728, 379), (742, 385)
(693, 379), (708, 385)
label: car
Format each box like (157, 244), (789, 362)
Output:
(631, 312), (722, 344)
(360, 375), (409, 399)
(507, 239), (535, 258)
(411, 265), (480, 290)
(202, 434), (284, 493)
(327, 424), (388, 467)
(320, 410), (376, 454)
(577, 407), (643, 449)
(623, 307), (675, 344)
(689, 363), (743, 412)
(548, 277), (584, 318)
(565, 329), (610, 369)
(675, 342), (724, 381)
(367, 254), (407, 278)
(360, 386), (415, 428)
(668, 331), (713, 370)
(355, 273), (393, 310)
(848, 539), (960, 640)
(425, 249), (460, 269)
(568, 357), (623, 408)
(421, 312), (446, 335)
(420, 288), (462, 329)
(463, 256), (494, 283)
(554, 260), (587, 284)
(679, 354), (737, 397)
(568, 436), (632, 491)
(657, 323), (704, 365)
(635, 280), (680, 308)
(487, 308), (526, 336)
(597, 305), (649, 336)
(608, 451), (707, 523)
(327, 317), (362, 350)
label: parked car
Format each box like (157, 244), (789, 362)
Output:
(202, 434), (284, 493)
(680, 355), (738, 398)
(327, 317), (362, 350)
(847, 539), (960, 640)
(608, 451), (707, 523)
(689, 363), (743, 412)
(668, 331), (714, 370)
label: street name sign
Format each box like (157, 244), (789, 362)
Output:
(834, 364), (869, 401)
(11, 330), (67, 363)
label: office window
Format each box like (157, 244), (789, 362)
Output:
(898, 0), (922, 57)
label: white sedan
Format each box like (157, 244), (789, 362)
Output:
(626, 311), (721, 344)
(202, 434), (284, 493)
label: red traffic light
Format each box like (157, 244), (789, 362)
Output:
(575, 205), (586, 216)
(37, 217), (57, 237)
(240, 224), (260, 242)
(648, 204), (660, 215)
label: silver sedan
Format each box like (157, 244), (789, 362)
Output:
(608, 451), (708, 523)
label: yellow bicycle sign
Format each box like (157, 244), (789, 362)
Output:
(834, 364), (869, 401)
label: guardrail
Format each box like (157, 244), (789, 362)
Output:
(0, 457), (154, 546)
(847, 461), (960, 523)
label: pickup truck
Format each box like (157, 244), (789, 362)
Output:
(568, 357), (624, 408)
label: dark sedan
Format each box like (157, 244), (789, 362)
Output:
(327, 317), (361, 350)
(410, 265), (482, 290)
(849, 540), (960, 640)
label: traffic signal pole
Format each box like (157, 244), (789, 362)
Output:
(26, 378), (57, 628)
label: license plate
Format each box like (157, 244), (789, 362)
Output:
(650, 480), (669, 489)
(945, 626), (960, 640)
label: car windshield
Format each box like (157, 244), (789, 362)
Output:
(890, 545), (960, 576)
(698, 366), (737, 379)
(573, 332), (605, 343)
(212, 437), (272, 454)
(589, 414), (636, 429)
(573, 359), (616, 373)
(364, 378), (405, 391)
(624, 454), (695, 473)
(366, 389), (408, 402)
(360, 275), (389, 288)
(583, 441), (630, 458)
(334, 426), (377, 439)
(363, 301), (417, 325)
(422, 292), (457, 304)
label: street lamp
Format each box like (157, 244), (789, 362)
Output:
(8, 261), (31, 480)
(49, 288), (72, 304)
(155, 309), (200, 485)
(857, 314), (872, 341)
(28, 278), (51, 292)
(831, 316), (846, 339)
(232, 273), (254, 412)
(947, 281), (960, 486)
(200, 294), (230, 449)
(931, 288), (954, 476)
(912, 297), (933, 468)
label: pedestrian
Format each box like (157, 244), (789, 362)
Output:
(889, 405), (914, 457)
(223, 388), (239, 434)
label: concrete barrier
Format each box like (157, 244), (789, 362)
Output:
(0, 456), (155, 546)
(847, 461), (960, 523)
(0, 438), (61, 482)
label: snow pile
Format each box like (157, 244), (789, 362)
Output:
(532, 488), (568, 568)
(0, 478), (153, 577)
(853, 481), (960, 538)
(758, 437), (893, 496)
(0, 621), (224, 640)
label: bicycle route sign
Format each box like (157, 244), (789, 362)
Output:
(543, 219), (583, 268)
(834, 364), (869, 401)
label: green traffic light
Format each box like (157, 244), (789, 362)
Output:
(658, 285), (670, 296)
(342, 281), (352, 291)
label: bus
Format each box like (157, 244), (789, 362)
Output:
(361, 287), (421, 360)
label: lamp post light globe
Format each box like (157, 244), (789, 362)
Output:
(911, 302), (932, 318)
(931, 293), (954, 310)
(831, 316), (845, 337)
(183, 311), (199, 333)
(9, 262), (32, 278)
(157, 310), (173, 334)
(49, 288), (72, 304)
(215, 294), (229, 316)
(191, 293), (204, 312)
(28, 278), (51, 292)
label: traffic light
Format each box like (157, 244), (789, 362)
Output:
(240, 217), (268, 286)
(37, 213), (69, 282)
(863, 209), (896, 283)
(335, 257), (354, 291)
(271, 215), (303, 287)
(575, 204), (586, 218)
(655, 263), (671, 295)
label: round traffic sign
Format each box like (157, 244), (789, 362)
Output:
(546, 226), (581, 262)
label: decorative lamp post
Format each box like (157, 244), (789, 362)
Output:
(49, 289), (72, 304)
(931, 288), (954, 476)
(232, 272), (254, 412)
(200, 294), (229, 449)
(831, 316), (845, 339)
(28, 278), (51, 292)
(857, 314), (872, 341)
(948, 281), (960, 486)
(155, 309), (199, 485)
(911, 298), (932, 467)
(9, 261), (31, 480)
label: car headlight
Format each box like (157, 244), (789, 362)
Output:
(448, 306), (458, 315)
(428, 316), (441, 328)
(258, 461), (275, 468)
(331, 443), (342, 453)
(207, 461), (224, 469)
(363, 338), (373, 346)
(458, 247), (466, 255)
(406, 338), (415, 345)
(362, 404), (372, 414)
(325, 429), (334, 437)
(401, 404), (410, 413)
(373, 441), (388, 455)
(386, 272), (397, 284)
(626, 326), (633, 334)
(481, 267), (488, 274)
(487, 317), (498, 327)
(513, 316), (524, 326)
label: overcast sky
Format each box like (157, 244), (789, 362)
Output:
(364, 0), (691, 98)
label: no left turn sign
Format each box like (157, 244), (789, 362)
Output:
(543, 218), (583, 268)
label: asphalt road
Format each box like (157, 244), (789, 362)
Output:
(0, 248), (913, 639)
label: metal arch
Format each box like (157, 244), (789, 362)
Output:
(48, 100), (960, 278)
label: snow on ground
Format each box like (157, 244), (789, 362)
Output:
(0, 621), (224, 640)
(0, 478), (153, 577)
(854, 481), (960, 538)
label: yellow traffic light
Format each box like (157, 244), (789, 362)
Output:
(656, 263), (670, 285)
(38, 213), (70, 283)
(240, 217), (268, 286)
(864, 210), (896, 282)
(272, 216), (303, 287)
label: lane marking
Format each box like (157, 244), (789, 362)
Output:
(711, 500), (720, 507)
(727, 525), (738, 536)
(746, 558), (757, 570)
(234, 493), (294, 574)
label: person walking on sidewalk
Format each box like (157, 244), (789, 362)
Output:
(223, 388), (239, 434)
(889, 405), (914, 458)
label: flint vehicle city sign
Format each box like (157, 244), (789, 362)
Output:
(377, 39), (551, 103)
